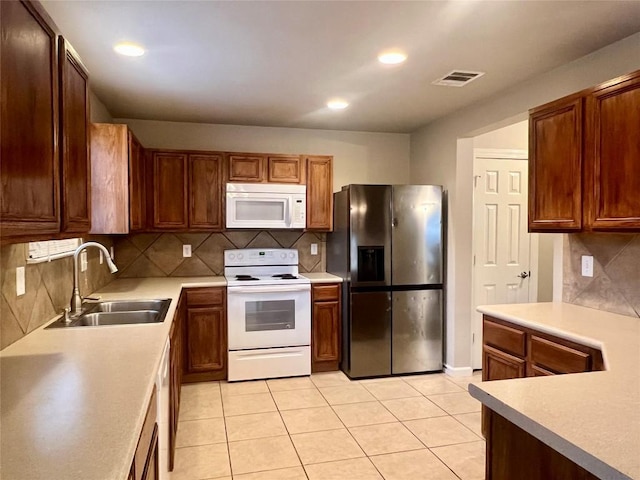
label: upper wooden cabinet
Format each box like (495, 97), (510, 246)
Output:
(90, 124), (146, 234)
(189, 154), (224, 230)
(306, 156), (333, 231)
(150, 151), (189, 230)
(268, 155), (304, 183)
(584, 72), (640, 230)
(227, 154), (304, 184)
(529, 69), (640, 232)
(227, 154), (265, 182)
(59, 37), (90, 234)
(1, 0), (60, 242)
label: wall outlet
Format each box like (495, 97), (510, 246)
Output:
(183, 245), (192, 257)
(16, 267), (25, 296)
(581, 255), (594, 277)
(311, 243), (318, 255)
(81, 250), (88, 272)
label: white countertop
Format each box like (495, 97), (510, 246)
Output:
(300, 272), (343, 283)
(470, 302), (640, 480)
(0, 277), (225, 480)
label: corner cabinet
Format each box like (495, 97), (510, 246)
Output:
(311, 283), (341, 372)
(306, 156), (334, 231)
(529, 69), (640, 232)
(182, 287), (227, 382)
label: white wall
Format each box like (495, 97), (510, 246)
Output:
(114, 119), (411, 192)
(410, 32), (640, 371)
(90, 91), (113, 123)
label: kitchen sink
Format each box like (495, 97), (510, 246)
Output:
(47, 298), (171, 328)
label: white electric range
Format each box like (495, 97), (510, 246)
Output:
(225, 248), (311, 381)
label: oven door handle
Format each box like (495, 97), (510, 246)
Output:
(229, 285), (311, 294)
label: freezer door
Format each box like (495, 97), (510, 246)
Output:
(392, 289), (443, 374)
(347, 291), (392, 378)
(350, 185), (392, 287)
(392, 185), (443, 285)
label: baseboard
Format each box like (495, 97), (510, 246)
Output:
(443, 364), (473, 377)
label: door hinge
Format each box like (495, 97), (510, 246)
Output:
(474, 175), (481, 188)
(472, 333), (475, 344)
(473, 254), (476, 266)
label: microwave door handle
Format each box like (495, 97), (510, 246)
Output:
(286, 196), (292, 227)
(229, 286), (311, 294)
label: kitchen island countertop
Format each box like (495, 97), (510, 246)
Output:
(470, 302), (640, 480)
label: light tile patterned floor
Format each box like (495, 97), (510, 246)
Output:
(171, 371), (485, 480)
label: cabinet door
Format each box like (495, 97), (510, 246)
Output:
(1, 0), (60, 241)
(189, 154), (223, 230)
(482, 345), (525, 381)
(151, 151), (188, 229)
(268, 155), (303, 183)
(528, 96), (583, 232)
(305, 156), (333, 231)
(141, 425), (159, 480)
(129, 132), (146, 231)
(185, 306), (226, 374)
(312, 300), (340, 372)
(168, 307), (181, 472)
(584, 71), (640, 230)
(227, 154), (265, 182)
(59, 37), (90, 234)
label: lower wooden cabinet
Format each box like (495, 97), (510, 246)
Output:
(168, 294), (184, 472)
(183, 287), (227, 382)
(130, 386), (158, 480)
(311, 283), (341, 372)
(482, 345), (525, 381)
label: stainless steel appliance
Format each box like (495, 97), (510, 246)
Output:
(226, 183), (306, 229)
(225, 248), (311, 381)
(327, 184), (444, 379)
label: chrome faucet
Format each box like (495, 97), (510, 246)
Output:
(70, 242), (118, 315)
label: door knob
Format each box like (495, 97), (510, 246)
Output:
(517, 271), (530, 279)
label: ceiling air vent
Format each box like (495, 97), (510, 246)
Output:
(432, 70), (485, 87)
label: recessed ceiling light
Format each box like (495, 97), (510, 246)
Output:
(114, 43), (145, 57)
(327, 99), (349, 110)
(378, 51), (407, 65)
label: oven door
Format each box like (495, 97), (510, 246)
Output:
(227, 284), (311, 350)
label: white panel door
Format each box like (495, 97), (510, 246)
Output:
(472, 150), (537, 368)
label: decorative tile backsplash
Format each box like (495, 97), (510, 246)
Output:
(563, 233), (640, 317)
(114, 231), (326, 278)
(0, 236), (115, 349)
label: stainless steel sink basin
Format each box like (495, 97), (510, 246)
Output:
(47, 298), (171, 328)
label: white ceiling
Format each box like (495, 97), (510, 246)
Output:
(42, 1), (640, 133)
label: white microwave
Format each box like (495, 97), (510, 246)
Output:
(226, 183), (306, 229)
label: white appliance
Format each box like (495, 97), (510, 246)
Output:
(225, 248), (311, 381)
(156, 338), (170, 480)
(226, 183), (306, 229)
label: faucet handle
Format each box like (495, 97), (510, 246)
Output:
(63, 307), (71, 323)
(84, 295), (101, 302)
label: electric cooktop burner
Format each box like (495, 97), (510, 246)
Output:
(235, 275), (259, 281)
(272, 274), (299, 280)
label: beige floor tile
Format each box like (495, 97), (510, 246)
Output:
(176, 417), (226, 447)
(280, 406), (344, 434)
(402, 374), (464, 395)
(404, 416), (480, 447)
(332, 401), (396, 427)
(369, 449), (458, 480)
(272, 388), (328, 410)
(454, 412), (482, 437)
(222, 392), (277, 417)
(362, 380), (421, 401)
(225, 411), (287, 442)
(267, 376), (316, 392)
(427, 392), (481, 415)
(381, 396), (448, 421)
(348, 422), (423, 456)
(432, 440), (486, 480)
(450, 371), (484, 387)
(180, 392), (224, 421)
(228, 435), (300, 475)
(233, 466), (307, 480)
(220, 380), (269, 397)
(305, 457), (383, 480)
(310, 371), (351, 388)
(318, 385), (376, 405)
(171, 443), (230, 480)
(291, 428), (365, 464)
(181, 381), (221, 398)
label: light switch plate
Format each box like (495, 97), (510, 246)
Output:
(581, 255), (594, 277)
(16, 267), (25, 296)
(311, 243), (318, 255)
(183, 245), (192, 257)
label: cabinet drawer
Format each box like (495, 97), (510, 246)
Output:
(186, 287), (224, 307)
(134, 386), (157, 480)
(313, 284), (340, 302)
(483, 318), (526, 358)
(530, 335), (590, 374)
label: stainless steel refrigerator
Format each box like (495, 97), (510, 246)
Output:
(327, 184), (444, 379)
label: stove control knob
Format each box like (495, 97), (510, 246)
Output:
(289, 252), (295, 258)
(281, 253), (286, 259)
(228, 253), (235, 260)
(238, 254), (244, 260)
